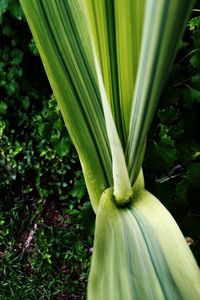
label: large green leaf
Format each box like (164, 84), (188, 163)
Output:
(19, 0), (145, 206)
(82, 0), (145, 203)
(20, 0), (113, 211)
(126, 0), (195, 183)
(83, 0), (145, 146)
(88, 184), (200, 300)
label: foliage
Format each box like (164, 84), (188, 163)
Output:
(0, 1), (200, 299)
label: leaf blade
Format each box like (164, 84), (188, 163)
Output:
(20, 0), (113, 211)
(127, 0), (195, 183)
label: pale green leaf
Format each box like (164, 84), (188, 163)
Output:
(126, 0), (195, 183)
(83, 0), (145, 146)
(88, 186), (200, 300)
(20, 0), (113, 211)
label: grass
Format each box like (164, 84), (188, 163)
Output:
(0, 178), (95, 299)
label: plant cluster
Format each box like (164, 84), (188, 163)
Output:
(0, 0), (199, 299)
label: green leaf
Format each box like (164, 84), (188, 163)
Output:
(88, 187), (200, 299)
(12, 141), (23, 156)
(190, 52), (200, 69)
(175, 179), (189, 203)
(20, 0), (113, 211)
(70, 171), (86, 199)
(38, 123), (52, 140)
(0, 0), (9, 23)
(28, 38), (39, 56)
(175, 163), (200, 204)
(186, 163), (200, 184)
(146, 125), (178, 172)
(54, 137), (69, 157)
(83, 0), (145, 145)
(189, 16), (200, 31)
(82, 0), (145, 202)
(11, 49), (23, 65)
(126, 0), (195, 183)
(189, 86), (200, 102)
(0, 101), (7, 114)
(22, 96), (30, 111)
(0, 120), (6, 139)
(8, 0), (24, 20)
(191, 74), (200, 86)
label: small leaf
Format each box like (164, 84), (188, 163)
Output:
(190, 52), (200, 69)
(28, 38), (39, 56)
(146, 125), (177, 172)
(189, 86), (200, 102)
(54, 137), (70, 157)
(0, 120), (6, 139)
(0, 0), (9, 20)
(12, 141), (22, 156)
(22, 96), (30, 111)
(8, 0), (24, 20)
(38, 123), (52, 140)
(189, 17), (200, 31)
(178, 40), (189, 50)
(11, 49), (23, 65)
(191, 74), (200, 87)
(175, 163), (200, 204)
(175, 179), (189, 203)
(0, 101), (7, 114)
(70, 171), (86, 199)
(186, 163), (200, 184)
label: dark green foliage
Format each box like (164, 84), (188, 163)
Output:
(145, 124), (178, 172)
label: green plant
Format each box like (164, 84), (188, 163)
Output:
(19, 0), (200, 299)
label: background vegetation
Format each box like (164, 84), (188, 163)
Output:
(0, 1), (199, 299)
